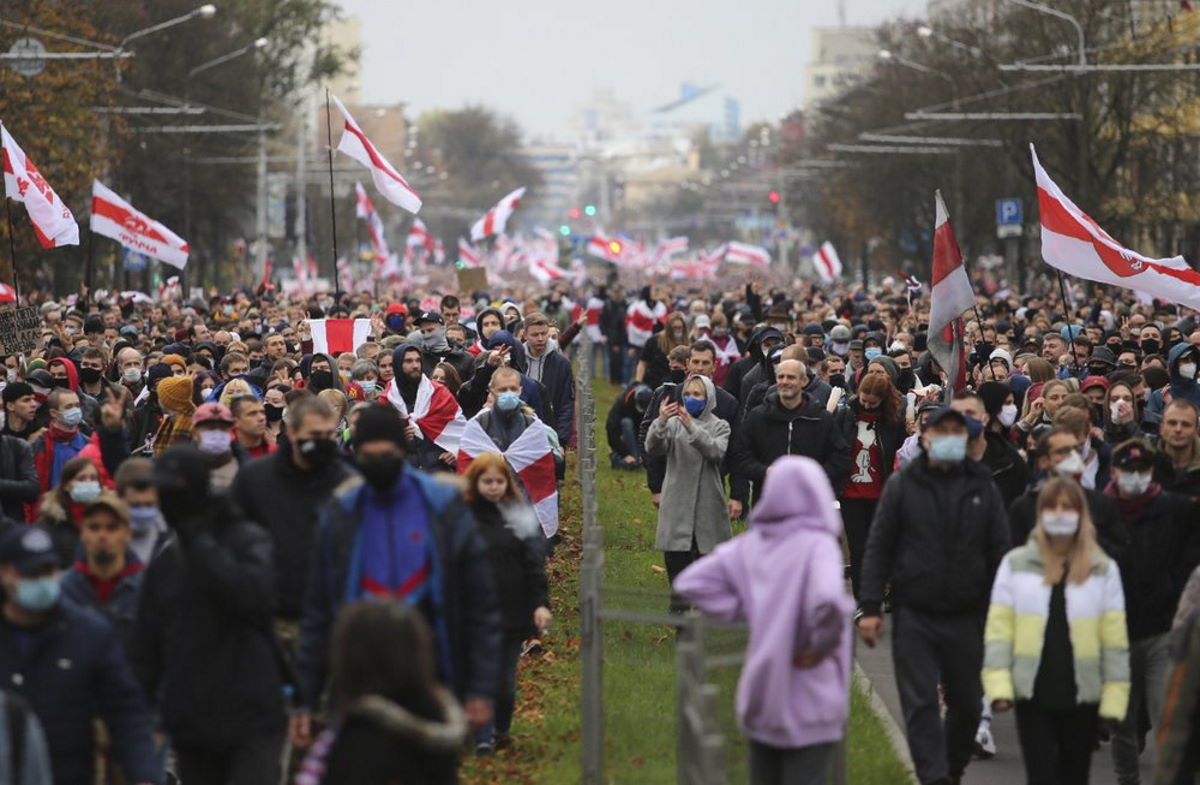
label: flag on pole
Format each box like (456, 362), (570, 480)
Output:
(385, 375), (467, 455)
(1031, 144), (1200, 309)
(654, 236), (689, 262)
(0, 282), (16, 303)
(308, 318), (372, 355)
(813, 241), (843, 284)
(457, 414), (559, 537)
(1, 124), (79, 248)
(470, 187), (526, 241)
(90, 180), (189, 269)
(354, 182), (390, 262)
(458, 238), (482, 268)
(927, 190), (975, 392)
(529, 255), (567, 284)
(724, 241), (772, 269)
(330, 94), (422, 214)
(406, 218), (433, 252)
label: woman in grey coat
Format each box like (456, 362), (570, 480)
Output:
(645, 373), (731, 611)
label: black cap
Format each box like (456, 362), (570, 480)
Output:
(416, 310), (444, 325)
(1112, 440), (1156, 469)
(353, 404), (408, 450)
(925, 406), (968, 430)
(0, 526), (58, 575)
(1, 382), (33, 404)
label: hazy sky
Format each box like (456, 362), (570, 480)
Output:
(337, 0), (927, 140)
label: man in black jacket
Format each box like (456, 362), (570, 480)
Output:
(132, 446), (286, 785)
(522, 312), (575, 447)
(952, 390), (1028, 508)
(730, 359), (850, 509)
(231, 397), (353, 625)
(0, 433), (38, 522)
(857, 406), (1011, 785)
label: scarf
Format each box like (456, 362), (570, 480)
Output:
(1103, 479), (1163, 520)
(346, 473), (435, 605)
(35, 425), (87, 493)
(153, 413), (193, 457)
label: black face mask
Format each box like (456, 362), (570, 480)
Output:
(358, 454), (405, 492)
(297, 437), (338, 470)
(546, 300), (561, 313)
(897, 369), (916, 392)
(309, 370), (334, 392)
(78, 367), (102, 385)
(1088, 365), (1110, 377)
(51, 378), (70, 389)
(1117, 363), (1137, 372)
(669, 369), (687, 385)
(264, 404), (284, 423)
(1142, 339), (1161, 355)
(829, 373), (846, 389)
(93, 550), (117, 567)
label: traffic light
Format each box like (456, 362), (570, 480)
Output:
(568, 207), (582, 220)
(584, 204), (597, 217)
(608, 240), (623, 254)
(559, 224), (571, 236)
(768, 190), (781, 205)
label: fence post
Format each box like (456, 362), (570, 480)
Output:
(578, 329), (605, 784)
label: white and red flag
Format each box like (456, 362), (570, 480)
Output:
(813, 241), (843, 284)
(529, 255), (567, 285)
(626, 298), (667, 348)
(1, 124), (78, 248)
(587, 232), (619, 262)
(330, 94), (421, 214)
(655, 236), (689, 262)
(458, 238), (482, 268)
(308, 318), (372, 355)
(724, 241), (771, 270)
(571, 295), (605, 342)
(90, 180), (189, 269)
(0, 282), (16, 303)
(385, 375), (467, 454)
(928, 190), (975, 392)
(471, 187), (526, 242)
(406, 217), (434, 252)
(354, 182), (391, 262)
(1031, 144), (1200, 309)
(457, 415), (559, 537)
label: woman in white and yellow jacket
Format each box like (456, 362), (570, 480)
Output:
(983, 477), (1129, 785)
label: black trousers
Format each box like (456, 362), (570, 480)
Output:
(839, 497), (879, 599)
(664, 537), (701, 614)
(175, 732), (285, 785)
(892, 607), (983, 785)
(1014, 702), (1098, 785)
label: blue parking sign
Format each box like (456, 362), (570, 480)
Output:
(996, 198), (1022, 238)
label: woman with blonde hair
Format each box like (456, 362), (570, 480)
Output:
(983, 477), (1129, 785)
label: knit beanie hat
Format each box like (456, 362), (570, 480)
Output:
(160, 354), (187, 371)
(353, 404), (408, 450)
(977, 381), (1011, 419)
(157, 376), (195, 414)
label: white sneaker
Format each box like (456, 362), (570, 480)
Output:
(974, 724), (997, 759)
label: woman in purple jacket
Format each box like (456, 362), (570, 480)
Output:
(674, 455), (853, 785)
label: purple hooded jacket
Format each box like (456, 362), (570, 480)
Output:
(674, 456), (853, 749)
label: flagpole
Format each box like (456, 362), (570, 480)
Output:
(3, 200), (20, 303)
(1056, 270), (1081, 377)
(85, 227), (95, 296)
(324, 88), (342, 299)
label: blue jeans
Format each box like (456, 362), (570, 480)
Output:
(622, 347), (638, 385)
(475, 634), (525, 744)
(619, 416), (640, 461)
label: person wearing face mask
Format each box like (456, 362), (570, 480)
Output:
(1102, 439), (1200, 785)
(1103, 380), (1141, 446)
(0, 526), (159, 785)
(293, 405), (501, 755)
(636, 312), (690, 391)
(857, 406), (1011, 785)
(410, 311), (474, 383)
(383, 302), (409, 338)
(33, 456), (105, 566)
(1144, 343), (1200, 426)
(728, 326), (786, 408)
(133, 445), (289, 785)
(127, 363), (173, 456)
(114, 458), (169, 566)
(232, 397), (353, 628)
(645, 374), (730, 613)
(834, 373), (907, 599)
(349, 360), (382, 402)
(75, 347), (126, 421)
(190, 402), (248, 491)
(457, 331), (552, 424)
(28, 389), (90, 519)
(983, 477), (1129, 785)
(953, 390), (1028, 509)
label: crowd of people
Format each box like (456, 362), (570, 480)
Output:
(0, 271), (1198, 784)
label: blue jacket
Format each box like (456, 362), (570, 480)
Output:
(1145, 343), (1200, 425)
(296, 470), (501, 709)
(0, 598), (158, 785)
(60, 559), (145, 654)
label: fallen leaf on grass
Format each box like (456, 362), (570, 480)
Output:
(650, 564), (666, 574)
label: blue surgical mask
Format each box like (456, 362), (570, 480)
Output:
(15, 574), (61, 613)
(69, 480), (102, 504)
(864, 347), (882, 361)
(496, 391), (521, 412)
(128, 505), (162, 535)
(60, 407), (83, 428)
(360, 380), (377, 395)
(927, 434), (967, 463)
(684, 397), (706, 417)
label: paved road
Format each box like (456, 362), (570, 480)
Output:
(856, 625), (1152, 784)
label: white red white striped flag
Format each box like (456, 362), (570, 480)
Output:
(407, 217), (433, 251)
(1031, 144), (1200, 309)
(529, 255), (567, 284)
(458, 238), (482, 268)
(1, 124), (78, 248)
(385, 375), (467, 454)
(308, 318), (372, 356)
(354, 182), (391, 263)
(813, 241), (842, 284)
(457, 414), (559, 537)
(90, 180), (189, 269)
(928, 190), (975, 392)
(0, 282), (15, 303)
(655, 236), (689, 262)
(331, 94), (422, 214)
(626, 298), (666, 348)
(571, 295), (605, 342)
(724, 241), (771, 269)
(587, 232), (618, 262)
(471, 187), (526, 241)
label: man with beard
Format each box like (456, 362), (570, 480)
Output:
(387, 344), (460, 471)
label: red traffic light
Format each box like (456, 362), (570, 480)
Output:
(568, 207), (582, 219)
(768, 190), (781, 205)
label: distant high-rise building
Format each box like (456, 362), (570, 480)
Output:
(514, 145), (579, 228)
(803, 26), (877, 108)
(646, 83), (741, 143)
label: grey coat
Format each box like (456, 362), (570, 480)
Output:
(645, 374), (731, 553)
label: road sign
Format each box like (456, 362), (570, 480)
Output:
(996, 198), (1023, 239)
(8, 38), (46, 78)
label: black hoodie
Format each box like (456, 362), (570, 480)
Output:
(724, 326), (784, 402)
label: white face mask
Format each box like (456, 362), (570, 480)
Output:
(1116, 470), (1152, 497)
(1110, 400), (1132, 425)
(1041, 510), (1080, 537)
(1054, 450), (1086, 478)
(997, 404), (1018, 428)
(1181, 362), (1198, 381)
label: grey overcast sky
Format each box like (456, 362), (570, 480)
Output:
(337, 0), (926, 140)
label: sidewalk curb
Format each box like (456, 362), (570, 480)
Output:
(853, 660), (917, 781)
